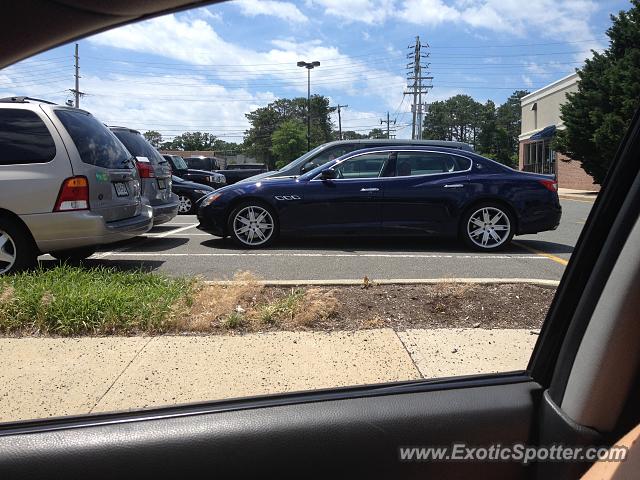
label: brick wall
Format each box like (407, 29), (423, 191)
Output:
(556, 153), (600, 191)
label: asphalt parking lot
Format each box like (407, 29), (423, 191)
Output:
(40, 198), (592, 281)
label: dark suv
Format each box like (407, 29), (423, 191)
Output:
(162, 154), (226, 189)
(110, 127), (179, 225)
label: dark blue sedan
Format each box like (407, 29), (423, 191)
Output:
(197, 146), (561, 251)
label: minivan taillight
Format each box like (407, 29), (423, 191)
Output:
(538, 179), (558, 192)
(137, 161), (155, 178)
(54, 176), (89, 212)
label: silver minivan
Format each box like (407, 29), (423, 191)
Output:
(110, 127), (179, 225)
(0, 97), (154, 274)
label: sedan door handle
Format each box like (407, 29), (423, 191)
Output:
(444, 184), (464, 188)
(360, 188), (380, 192)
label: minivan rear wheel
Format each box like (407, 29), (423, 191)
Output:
(0, 218), (37, 275)
(50, 246), (97, 264)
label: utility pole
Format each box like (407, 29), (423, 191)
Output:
(333, 104), (348, 140)
(380, 111), (396, 139)
(69, 43), (84, 108)
(404, 36), (433, 139)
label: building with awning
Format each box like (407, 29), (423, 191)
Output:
(518, 73), (599, 191)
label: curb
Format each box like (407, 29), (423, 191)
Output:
(204, 278), (560, 287)
(559, 194), (596, 202)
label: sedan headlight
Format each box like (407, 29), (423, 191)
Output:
(194, 189), (211, 196)
(199, 192), (222, 208)
(215, 173), (226, 183)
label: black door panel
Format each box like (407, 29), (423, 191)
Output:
(0, 378), (539, 479)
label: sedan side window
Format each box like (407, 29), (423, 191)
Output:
(333, 153), (389, 179)
(396, 152), (471, 176)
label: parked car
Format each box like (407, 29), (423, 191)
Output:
(110, 127), (179, 225)
(197, 146), (561, 250)
(162, 154), (225, 189)
(0, 96), (153, 274)
(171, 175), (214, 214)
(240, 139), (475, 184)
(183, 155), (267, 185)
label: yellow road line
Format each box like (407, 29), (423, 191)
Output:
(513, 241), (569, 266)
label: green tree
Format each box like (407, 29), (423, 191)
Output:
(143, 130), (163, 148)
(340, 130), (367, 140)
(270, 119), (307, 169)
(554, 1), (640, 185)
(244, 95), (335, 169)
(422, 91), (527, 167)
(170, 132), (218, 151)
(368, 128), (386, 139)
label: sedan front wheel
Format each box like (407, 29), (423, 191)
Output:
(461, 203), (514, 251)
(228, 203), (278, 248)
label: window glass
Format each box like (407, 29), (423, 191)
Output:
(172, 156), (189, 170)
(308, 144), (363, 169)
(112, 129), (165, 166)
(396, 152), (470, 176)
(55, 109), (131, 169)
(0, 109), (56, 164)
(333, 152), (388, 178)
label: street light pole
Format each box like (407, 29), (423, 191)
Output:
(297, 60), (320, 151)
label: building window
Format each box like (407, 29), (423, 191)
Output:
(523, 139), (555, 175)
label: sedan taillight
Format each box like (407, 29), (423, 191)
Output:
(54, 176), (89, 212)
(137, 161), (155, 178)
(538, 179), (558, 192)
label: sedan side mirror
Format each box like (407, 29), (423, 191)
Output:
(300, 162), (315, 174)
(320, 169), (338, 180)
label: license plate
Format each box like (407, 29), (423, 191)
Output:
(157, 179), (166, 189)
(114, 182), (129, 197)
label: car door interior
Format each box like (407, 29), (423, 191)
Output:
(1, 3), (640, 480)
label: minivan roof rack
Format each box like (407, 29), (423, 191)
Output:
(0, 96), (57, 105)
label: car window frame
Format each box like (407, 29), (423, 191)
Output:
(311, 149), (474, 181)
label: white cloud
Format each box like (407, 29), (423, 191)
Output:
(310, 0), (396, 25)
(314, 0), (603, 53)
(396, 0), (461, 26)
(87, 14), (405, 109)
(235, 0), (309, 23)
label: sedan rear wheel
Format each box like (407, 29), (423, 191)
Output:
(178, 195), (194, 214)
(462, 204), (514, 251)
(228, 203), (277, 248)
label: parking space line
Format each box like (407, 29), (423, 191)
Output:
(92, 252), (546, 260)
(152, 223), (198, 238)
(145, 233), (211, 237)
(512, 241), (569, 266)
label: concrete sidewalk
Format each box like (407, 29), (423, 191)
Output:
(0, 328), (539, 423)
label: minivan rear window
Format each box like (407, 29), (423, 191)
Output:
(0, 109), (56, 165)
(113, 129), (166, 166)
(55, 109), (132, 169)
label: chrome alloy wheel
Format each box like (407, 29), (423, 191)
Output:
(466, 206), (511, 249)
(178, 195), (193, 214)
(0, 229), (17, 275)
(233, 205), (275, 246)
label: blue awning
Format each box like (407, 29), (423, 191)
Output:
(529, 125), (556, 140)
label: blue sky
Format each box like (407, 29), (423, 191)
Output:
(0, 0), (629, 141)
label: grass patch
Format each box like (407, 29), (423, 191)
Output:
(257, 288), (305, 325)
(0, 265), (195, 335)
